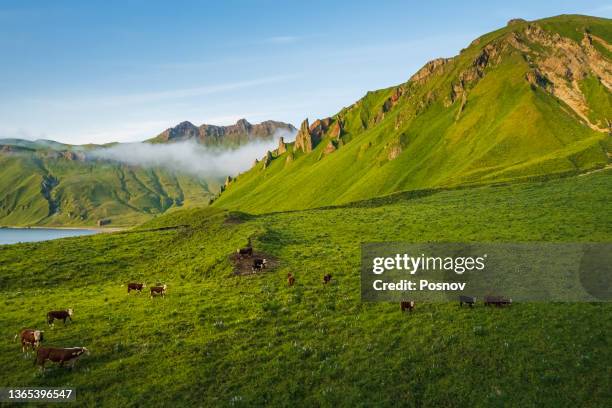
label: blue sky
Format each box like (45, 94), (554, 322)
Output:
(1, 0), (610, 144)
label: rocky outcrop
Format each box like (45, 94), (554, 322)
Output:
(410, 58), (450, 83)
(224, 176), (233, 188)
(507, 18), (527, 26)
(285, 151), (294, 164)
(277, 137), (287, 154)
(294, 119), (318, 153)
(323, 141), (337, 155)
(448, 42), (505, 105)
(525, 69), (553, 91)
(153, 119), (296, 146)
(522, 24), (612, 131)
(330, 119), (343, 138)
(262, 151), (273, 169)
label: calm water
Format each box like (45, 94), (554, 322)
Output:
(0, 228), (99, 245)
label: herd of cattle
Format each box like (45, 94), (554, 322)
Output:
(12, 244), (513, 373)
(126, 282), (168, 297)
(400, 295), (513, 312)
(14, 281), (170, 372)
(15, 309), (89, 371)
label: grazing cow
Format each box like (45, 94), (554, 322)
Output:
(287, 273), (295, 286)
(323, 274), (332, 284)
(35, 347), (89, 371)
(484, 295), (512, 307)
(150, 284), (167, 298)
(459, 295), (476, 307)
(237, 247), (253, 258)
(47, 309), (73, 326)
(252, 258), (267, 272)
(400, 301), (415, 312)
(15, 329), (44, 353)
(127, 282), (146, 294)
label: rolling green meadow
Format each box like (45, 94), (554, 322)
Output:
(1, 170), (610, 406)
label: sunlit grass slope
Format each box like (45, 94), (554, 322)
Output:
(0, 152), (217, 227)
(214, 15), (611, 213)
(1, 171), (610, 406)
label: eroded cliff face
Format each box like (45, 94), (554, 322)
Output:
(523, 26), (611, 131)
(438, 22), (611, 130)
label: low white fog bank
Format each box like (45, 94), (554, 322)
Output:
(89, 129), (295, 178)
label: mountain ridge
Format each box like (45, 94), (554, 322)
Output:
(148, 118), (296, 146)
(213, 14), (611, 213)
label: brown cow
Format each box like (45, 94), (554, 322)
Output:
(287, 273), (295, 286)
(35, 347), (89, 371)
(237, 247), (253, 258)
(484, 296), (512, 307)
(323, 274), (332, 284)
(150, 284), (167, 298)
(127, 282), (146, 294)
(400, 301), (415, 312)
(15, 329), (44, 354)
(47, 309), (73, 326)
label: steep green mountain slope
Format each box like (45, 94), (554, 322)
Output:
(214, 15), (612, 213)
(1, 171), (610, 406)
(0, 119), (293, 227)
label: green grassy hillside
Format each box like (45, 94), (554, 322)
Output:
(1, 171), (610, 406)
(0, 151), (217, 227)
(0, 119), (294, 227)
(214, 15), (611, 213)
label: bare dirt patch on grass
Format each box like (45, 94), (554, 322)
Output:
(230, 252), (279, 276)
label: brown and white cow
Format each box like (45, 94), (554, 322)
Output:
(15, 329), (44, 354)
(287, 273), (295, 286)
(47, 309), (73, 326)
(252, 258), (267, 272)
(127, 282), (146, 294)
(150, 284), (167, 298)
(35, 346), (89, 371)
(400, 301), (415, 312)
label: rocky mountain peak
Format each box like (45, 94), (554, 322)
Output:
(151, 119), (295, 146)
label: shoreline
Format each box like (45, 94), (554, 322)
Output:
(0, 225), (127, 233)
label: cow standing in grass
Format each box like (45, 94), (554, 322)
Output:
(150, 284), (167, 298)
(252, 258), (267, 272)
(15, 329), (44, 355)
(47, 309), (73, 327)
(459, 295), (476, 307)
(127, 282), (146, 294)
(35, 347), (89, 371)
(287, 273), (295, 286)
(237, 247), (253, 258)
(484, 296), (512, 307)
(323, 274), (332, 284)
(400, 301), (415, 312)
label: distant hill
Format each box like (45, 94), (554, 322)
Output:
(214, 15), (611, 213)
(0, 119), (294, 226)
